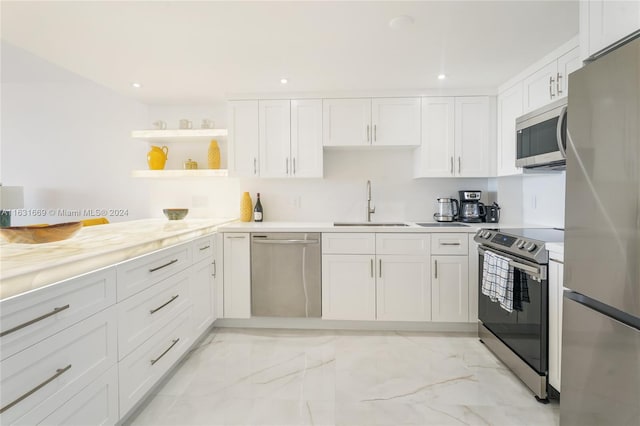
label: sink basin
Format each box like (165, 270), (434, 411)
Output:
(416, 222), (470, 227)
(334, 222), (409, 227)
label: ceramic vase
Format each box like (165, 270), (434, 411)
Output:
(207, 140), (220, 169)
(240, 192), (253, 222)
(147, 145), (169, 170)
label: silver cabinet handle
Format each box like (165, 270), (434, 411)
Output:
(0, 304), (70, 338)
(150, 338), (180, 366)
(253, 158), (257, 175)
(440, 242), (461, 246)
(379, 259), (382, 278)
(434, 260), (438, 279)
(149, 259), (178, 273)
(458, 157), (461, 174)
(199, 245), (211, 251)
(286, 158), (289, 174)
(227, 235), (246, 239)
(213, 259), (217, 278)
(557, 72), (563, 95)
(150, 294), (179, 314)
(549, 76), (556, 98)
(450, 157), (453, 174)
(253, 239), (319, 245)
(370, 259), (374, 277)
(366, 125), (370, 142)
(293, 158), (296, 175)
(0, 364), (72, 414)
(374, 124), (377, 142)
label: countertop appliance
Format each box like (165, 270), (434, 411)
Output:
(433, 197), (459, 222)
(515, 97), (567, 170)
(486, 202), (501, 223)
(474, 227), (565, 401)
(459, 190), (486, 223)
(561, 34), (640, 425)
(251, 233), (321, 317)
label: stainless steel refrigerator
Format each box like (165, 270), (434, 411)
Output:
(562, 34), (640, 425)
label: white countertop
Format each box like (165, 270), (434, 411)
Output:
(218, 221), (485, 233)
(546, 242), (565, 262)
(0, 218), (235, 300)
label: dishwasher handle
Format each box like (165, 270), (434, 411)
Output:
(252, 238), (319, 245)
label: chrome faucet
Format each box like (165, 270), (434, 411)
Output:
(366, 180), (376, 222)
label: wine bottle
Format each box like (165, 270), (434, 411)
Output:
(254, 193), (263, 222)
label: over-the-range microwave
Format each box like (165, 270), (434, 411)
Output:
(515, 98), (567, 170)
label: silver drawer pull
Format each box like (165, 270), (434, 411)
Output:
(149, 259), (178, 273)
(440, 242), (461, 246)
(227, 236), (246, 239)
(149, 295), (179, 314)
(150, 338), (180, 365)
(199, 245), (211, 251)
(253, 239), (319, 245)
(0, 364), (72, 414)
(0, 304), (70, 338)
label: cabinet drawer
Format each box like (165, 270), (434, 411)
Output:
(431, 233), (469, 255)
(0, 307), (117, 425)
(376, 233), (430, 255)
(117, 269), (191, 360)
(322, 233), (375, 254)
(0, 267), (116, 361)
(15, 366), (118, 426)
(192, 234), (215, 264)
(118, 307), (193, 418)
(117, 243), (192, 301)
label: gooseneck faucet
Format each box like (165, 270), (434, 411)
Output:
(366, 180), (376, 222)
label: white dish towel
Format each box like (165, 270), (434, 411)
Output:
(482, 250), (515, 313)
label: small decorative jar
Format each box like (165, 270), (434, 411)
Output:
(208, 140), (221, 169)
(240, 192), (253, 222)
(183, 159), (198, 170)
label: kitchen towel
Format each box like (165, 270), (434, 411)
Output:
(512, 269), (530, 312)
(482, 250), (514, 313)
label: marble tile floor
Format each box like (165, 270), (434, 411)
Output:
(126, 328), (559, 426)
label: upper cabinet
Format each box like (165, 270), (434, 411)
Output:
(415, 96), (493, 178)
(229, 99), (323, 178)
(323, 98), (420, 147)
(496, 82), (524, 176)
(581, 0), (640, 60)
(523, 47), (580, 112)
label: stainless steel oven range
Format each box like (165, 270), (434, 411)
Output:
(474, 227), (564, 402)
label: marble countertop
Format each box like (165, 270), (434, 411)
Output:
(0, 218), (235, 300)
(218, 221), (486, 233)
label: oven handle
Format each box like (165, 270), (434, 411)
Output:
(477, 247), (546, 280)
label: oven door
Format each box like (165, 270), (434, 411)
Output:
(478, 246), (548, 374)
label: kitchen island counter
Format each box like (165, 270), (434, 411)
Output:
(0, 218), (235, 300)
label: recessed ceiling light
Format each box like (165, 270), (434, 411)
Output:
(280, 78), (288, 84)
(389, 15), (414, 30)
(438, 74), (446, 80)
(131, 82), (142, 88)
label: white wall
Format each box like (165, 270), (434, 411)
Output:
(1, 42), (150, 225)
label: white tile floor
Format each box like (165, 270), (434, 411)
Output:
(126, 328), (559, 426)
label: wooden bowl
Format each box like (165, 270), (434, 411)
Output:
(0, 222), (83, 244)
(163, 208), (189, 220)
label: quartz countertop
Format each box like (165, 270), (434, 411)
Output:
(546, 242), (565, 262)
(218, 221), (486, 233)
(0, 218), (235, 300)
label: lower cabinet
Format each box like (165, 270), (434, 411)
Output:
(322, 254), (376, 320)
(548, 258), (564, 392)
(376, 255), (431, 321)
(223, 233), (251, 318)
(191, 258), (215, 336)
(431, 256), (469, 322)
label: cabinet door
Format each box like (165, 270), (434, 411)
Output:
(557, 47), (581, 98)
(191, 259), (214, 338)
(588, 0), (640, 57)
(322, 98), (371, 146)
(321, 255), (375, 320)
(415, 97), (455, 177)
(431, 256), (469, 322)
(376, 255), (431, 321)
(291, 99), (323, 178)
(228, 100), (259, 177)
(223, 233), (251, 318)
(455, 97), (491, 177)
(259, 100), (291, 178)
(549, 260), (564, 391)
(497, 82), (524, 176)
(522, 61), (558, 112)
(371, 97), (421, 146)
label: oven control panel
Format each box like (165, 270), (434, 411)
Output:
(473, 229), (547, 263)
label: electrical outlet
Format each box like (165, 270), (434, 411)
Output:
(531, 195), (537, 209)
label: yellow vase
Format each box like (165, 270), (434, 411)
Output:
(207, 140), (220, 169)
(240, 192), (253, 222)
(147, 145), (169, 170)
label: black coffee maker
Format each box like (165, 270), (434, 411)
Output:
(458, 190), (486, 223)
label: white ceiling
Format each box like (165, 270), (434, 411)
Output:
(0, 1), (579, 105)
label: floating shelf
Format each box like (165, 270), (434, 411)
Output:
(131, 129), (228, 142)
(131, 169), (229, 178)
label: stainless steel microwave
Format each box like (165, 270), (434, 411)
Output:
(515, 98), (567, 170)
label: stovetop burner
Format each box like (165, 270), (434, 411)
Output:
(474, 227), (564, 264)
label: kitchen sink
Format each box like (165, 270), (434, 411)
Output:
(333, 222), (410, 227)
(415, 222), (470, 227)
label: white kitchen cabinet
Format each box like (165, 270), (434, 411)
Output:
(522, 47), (580, 113)
(228, 100), (260, 177)
(431, 255), (469, 322)
(322, 254), (376, 320)
(549, 258), (564, 392)
(431, 233), (469, 256)
(496, 82), (524, 176)
(259, 100), (291, 178)
(323, 98), (420, 147)
(223, 233), (251, 318)
(291, 99), (323, 177)
(191, 259), (214, 336)
(376, 255), (431, 321)
(468, 235), (479, 323)
(581, 0), (640, 60)
(415, 96), (492, 177)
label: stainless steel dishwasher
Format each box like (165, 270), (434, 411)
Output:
(251, 233), (321, 317)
